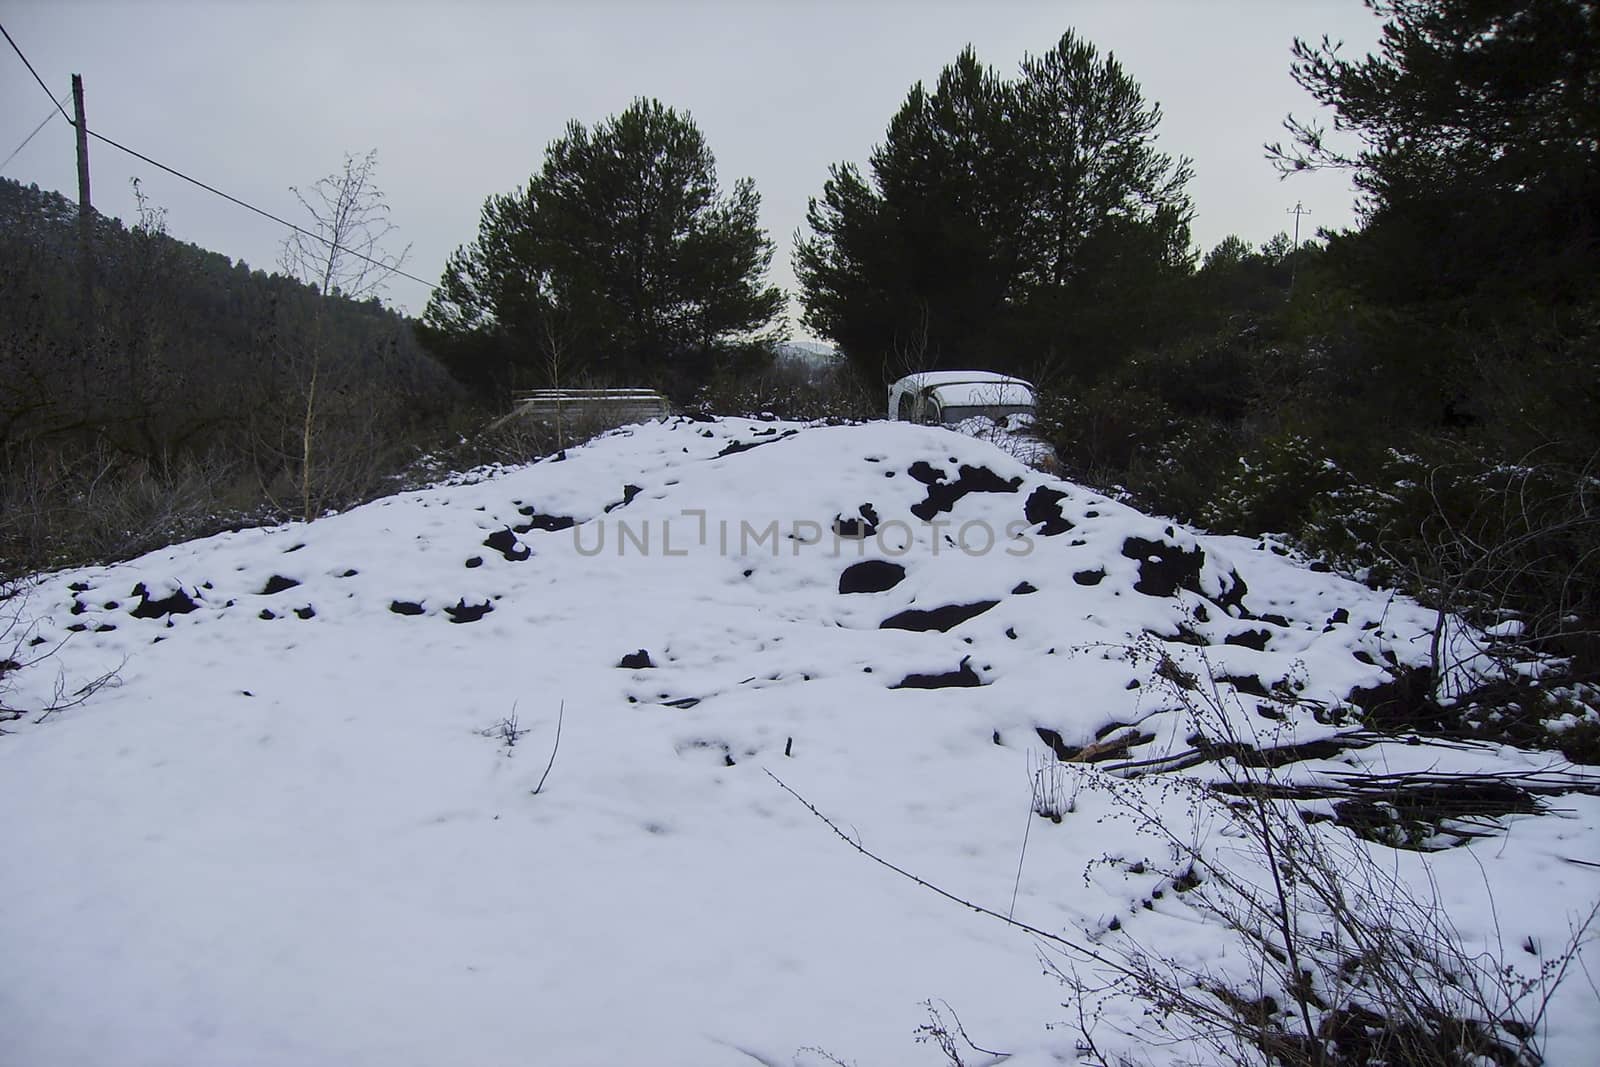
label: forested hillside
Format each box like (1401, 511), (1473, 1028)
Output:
(0, 177), (460, 572)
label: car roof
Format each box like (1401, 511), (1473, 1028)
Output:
(890, 370), (1033, 390)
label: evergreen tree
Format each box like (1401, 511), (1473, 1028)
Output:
(421, 99), (784, 401)
(796, 31), (1193, 386)
(1271, 0), (1600, 303)
(1013, 33), (1193, 292)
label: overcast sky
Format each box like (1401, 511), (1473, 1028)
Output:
(2, 1), (1381, 336)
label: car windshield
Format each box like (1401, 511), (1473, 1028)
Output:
(939, 404), (1034, 425)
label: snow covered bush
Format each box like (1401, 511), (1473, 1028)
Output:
(1045, 647), (1598, 1067)
(0, 577), (119, 729)
(1256, 448), (1600, 760)
(1034, 384), (1173, 488)
(1203, 434), (1352, 542)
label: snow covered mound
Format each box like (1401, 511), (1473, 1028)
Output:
(3, 418), (1596, 1067)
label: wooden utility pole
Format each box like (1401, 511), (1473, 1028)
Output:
(1286, 200), (1311, 297)
(71, 73), (94, 340)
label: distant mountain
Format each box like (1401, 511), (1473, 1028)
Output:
(774, 339), (839, 366)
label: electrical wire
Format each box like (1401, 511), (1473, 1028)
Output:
(83, 127), (438, 291)
(1, 19), (437, 292)
(0, 97), (64, 173)
(0, 22), (71, 122)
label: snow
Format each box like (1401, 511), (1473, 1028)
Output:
(2, 417), (1596, 1066)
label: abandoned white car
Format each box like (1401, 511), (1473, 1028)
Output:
(886, 371), (1037, 425)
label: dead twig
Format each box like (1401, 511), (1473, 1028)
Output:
(531, 699), (563, 795)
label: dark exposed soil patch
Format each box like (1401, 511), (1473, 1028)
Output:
(892, 658), (983, 689)
(1024, 486), (1074, 536)
(1121, 536), (1204, 599)
(482, 528), (530, 562)
(1035, 726), (1073, 761)
(603, 485), (643, 513)
(839, 560), (905, 594)
(717, 430), (797, 457)
(1214, 570), (1251, 615)
(832, 504), (880, 539)
(129, 584), (199, 619)
(1219, 673), (1269, 697)
(445, 599), (494, 623)
(1224, 628), (1272, 651)
(909, 464), (1022, 521)
(515, 507), (576, 533)
(880, 601), (999, 633)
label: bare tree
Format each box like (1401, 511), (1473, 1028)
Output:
(278, 150), (410, 521)
(886, 299), (935, 397)
(539, 309), (586, 450)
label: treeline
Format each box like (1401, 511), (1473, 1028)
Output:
(0, 176), (459, 574)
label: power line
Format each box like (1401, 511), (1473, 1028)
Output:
(0, 22), (71, 122)
(83, 127), (438, 291)
(0, 96), (64, 173)
(1, 19), (436, 294)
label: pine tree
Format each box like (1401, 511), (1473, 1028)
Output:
(422, 99), (784, 401)
(797, 31), (1193, 386)
(1013, 33), (1193, 292)
(1270, 0), (1600, 302)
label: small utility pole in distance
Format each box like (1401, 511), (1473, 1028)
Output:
(71, 73), (93, 341)
(1287, 200), (1310, 298)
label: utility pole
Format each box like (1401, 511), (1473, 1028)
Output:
(72, 73), (94, 345)
(1287, 200), (1311, 298)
